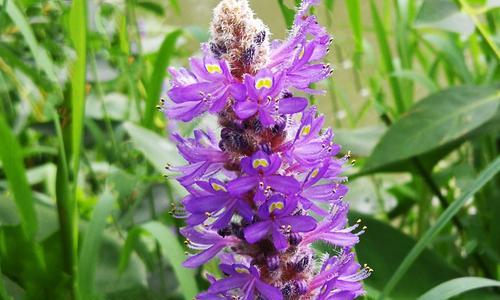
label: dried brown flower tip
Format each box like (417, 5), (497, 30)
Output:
(210, 0), (270, 78)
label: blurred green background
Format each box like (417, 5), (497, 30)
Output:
(0, 0), (499, 299)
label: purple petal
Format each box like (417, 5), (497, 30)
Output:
(244, 221), (272, 243)
(234, 101), (258, 119)
(266, 175), (300, 194)
(227, 176), (257, 195)
(255, 280), (283, 300)
(280, 215), (317, 232)
(271, 225), (288, 250)
(208, 275), (248, 293)
(320, 232), (359, 247)
(278, 97), (308, 114)
(183, 243), (225, 268)
(184, 195), (228, 213)
(167, 82), (214, 103)
(230, 83), (247, 102)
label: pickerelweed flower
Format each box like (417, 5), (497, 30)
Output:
(160, 0), (371, 299)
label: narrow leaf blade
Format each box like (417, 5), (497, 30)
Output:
(380, 157), (500, 298)
(418, 277), (500, 300)
(0, 115), (37, 238)
(78, 189), (115, 300)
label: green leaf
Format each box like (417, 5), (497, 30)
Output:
(364, 85), (500, 172)
(418, 277), (500, 300)
(123, 122), (184, 173)
(143, 30), (182, 129)
(78, 189), (115, 300)
(119, 221), (198, 299)
(0, 115), (37, 238)
(380, 156), (500, 299)
(4, 0), (57, 82)
(334, 126), (385, 157)
(0, 264), (13, 300)
(344, 212), (462, 299)
(415, 0), (475, 36)
(277, 0), (295, 29)
(95, 232), (148, 297)
(69, 0), (88, 175)
(168, 0), (181, 15)
(137, 1), (165, 16)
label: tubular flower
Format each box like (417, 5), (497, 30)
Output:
(161, 0), (370, 299)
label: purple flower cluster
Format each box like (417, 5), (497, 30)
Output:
(161, 0), (370, 299)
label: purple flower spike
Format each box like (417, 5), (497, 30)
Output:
(162, 0), (370, 299)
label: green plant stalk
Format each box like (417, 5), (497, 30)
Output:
(126, 0), (144, 119)
(379, 156), (500, 299)
(345, 0), (363, 68)
(456, 0), (500, 59)
(53, 111), (78, 300)
(89, 49), (118, 157)
(393, 0), (415, 109)
(370, 0), (406, 115)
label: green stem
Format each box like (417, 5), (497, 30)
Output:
(457, 0), (500, 59)
(53, 110), (78, 300)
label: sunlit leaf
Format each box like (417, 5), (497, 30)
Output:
(416, 0), (475, 36)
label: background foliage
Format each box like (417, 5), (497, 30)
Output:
(0, 0), (499, 299)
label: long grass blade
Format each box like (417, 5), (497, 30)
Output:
(78, 188), (115, 300)
(369, 0), (405, 115)
(418, 277), (500, 300)
(0, 115), (37, 238)
(4, 0), (57, 82)
(379, 156), (500, 299)
(69, 0), (87, 176)
(277, 0), (295, 29)
(345, 0), (363, 68)
(143, 30), (182, 129)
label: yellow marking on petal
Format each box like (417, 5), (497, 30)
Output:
(252, 158), (269, 169)
(311, 168), (319, 178)
(301, 125), (311, 136)
(235, 267), (250, 275)
(255, 77), (273, 89)
(269, 201), (284, 213)
(206, 64), (222, 74)
(298, 46), (305, 59)
(211, 182), (227, 192)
